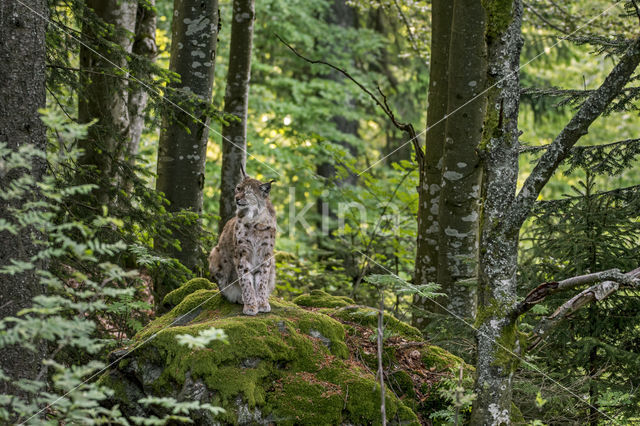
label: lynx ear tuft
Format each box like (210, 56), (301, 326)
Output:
(259, 179), (276, 195)
(239, 162), (247, 179)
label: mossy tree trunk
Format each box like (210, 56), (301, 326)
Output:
(156, 0), (219, 273)
(471, 0), (640, 422)
(471, 1), (523, 422)
(317, 0), (359, 263)
(78, 0), (138, 205)
(413, 0), (453, 328)
(0, 0), (48, 400)
(219, 0), (255, 233)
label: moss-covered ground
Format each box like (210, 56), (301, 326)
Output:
(104, 282), (474, 424)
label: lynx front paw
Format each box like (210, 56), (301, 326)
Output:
(258, 302), (271, 313)
(243, 304), (258, 316)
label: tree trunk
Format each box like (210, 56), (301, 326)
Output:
(412, 0), (453, 327)
(471, 1), (524, 423)
(219, 0), (255, 233)
(435, 0), (487, 319)
(471, 13), (640, 422)
(78, 0), (138, 205)
(127, 0), (158, 162)
(156, 0), (219, 273)
(0, 0), (48, 399)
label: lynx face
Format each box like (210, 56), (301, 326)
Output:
(235, 177), (272, 220)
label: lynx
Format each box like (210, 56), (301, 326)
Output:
(208, 175), (276, 315)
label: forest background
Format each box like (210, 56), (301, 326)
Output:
(1, 0), (640, 424)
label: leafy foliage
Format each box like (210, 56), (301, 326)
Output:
(0, 113), (221, 424)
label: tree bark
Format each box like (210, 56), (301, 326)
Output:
(471, 1), (523, 423)
(156, 0), (219, 273)
(471, 3), (640, 424)
(0, 0), (48, 399)
(127, 0), (158, 162)
(435, 0), (487, 319)
(412, 0), (453, 328)
(219, 0), (255, 233)
(78, 0), (138, 205)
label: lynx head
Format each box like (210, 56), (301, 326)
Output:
(235, 176), (274, 220)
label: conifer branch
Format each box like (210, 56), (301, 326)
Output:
(509, 36), (640, 230)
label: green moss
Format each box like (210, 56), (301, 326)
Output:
(106, 284), (476, 424)
(266, 372), (345, 424)
(329, 306), (423, 340)
(482, 0), (514, 41)
(493, 321), (525, 374)
(162, 278), (216, 308)
(293, 289), (355, 308)
(98, 372), (130, 404)
(390, 370), (416, 399)
(421, 345), (466, 371)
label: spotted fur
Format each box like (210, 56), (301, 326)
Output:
(208, 176), (276, 315)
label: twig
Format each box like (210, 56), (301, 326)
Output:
(523, 1), (569, 34)
(274, 33), (423, 165)
(377, 296), (387, 426)
(512, 268), (639, 318)
(390, 0), (428, 68)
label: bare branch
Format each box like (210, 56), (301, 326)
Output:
(377, 297), (387, 425)
(390, 0), (429, 68)
(523, 1), (569, 34)
(512, 268), (637, 318)
(274, 33), (424, 165)
(509, 36), (640, 230)
(526, 267), (640, 351)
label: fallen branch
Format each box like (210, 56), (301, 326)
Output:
(527, 267), (640, 351)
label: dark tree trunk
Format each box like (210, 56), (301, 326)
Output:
(127, 0), (158, 163)
(317, 0), (359, 188)
(156, 0), (219, 274)
(0, 0), (48, 399)
(78, 0), (138, 205)
(219, 0), (255, 233)
(413, 0), (453, 327)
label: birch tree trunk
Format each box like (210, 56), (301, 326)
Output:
(78, 0), (138, 204)
(0, 0), (47, 399)
(413, 0), (453, 327)
(219, 0), (255, 233)
(127, 0), (157, 162)
(156, 0), (219, 272)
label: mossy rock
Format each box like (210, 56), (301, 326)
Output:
(293, 289), (354, 308)
(103, 285), (429, 425)
(162, 278), (216, 308)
